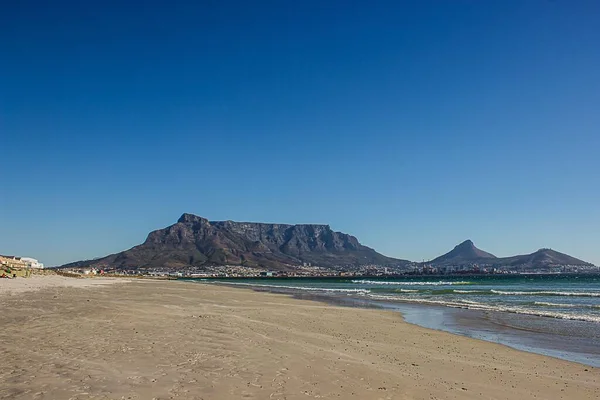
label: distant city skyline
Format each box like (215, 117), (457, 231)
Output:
(1, 1), (599, 266)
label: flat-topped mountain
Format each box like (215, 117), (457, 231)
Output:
(430, 240), (496, 266)
(429, 240), (593, 268)
(61, 213), (408, 270)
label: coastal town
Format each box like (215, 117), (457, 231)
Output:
(0, 254), (45, 278)
(87, 262), (598, 278)
(4, 253), (596, 280)
(3, 238), (598, 282)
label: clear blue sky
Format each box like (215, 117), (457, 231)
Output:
(1, 1), (599, 266)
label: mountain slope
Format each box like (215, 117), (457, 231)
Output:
(429, 240), (593, 268)
(429, 240), (497, 266)
(61, 213), (408, 270)
(497, 248), (593, 268)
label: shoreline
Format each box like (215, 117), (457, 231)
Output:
(1, 277), (598, 399)
(211, 281), (600, 368)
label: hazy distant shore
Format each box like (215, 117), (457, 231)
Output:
(1, 278), (598, 399)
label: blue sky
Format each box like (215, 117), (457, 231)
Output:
(1, 1), (599, 266)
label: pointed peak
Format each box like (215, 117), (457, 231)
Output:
(455, 239), (475, 248)
(430, 239), (497, 264)
(177, 213), (209, 224)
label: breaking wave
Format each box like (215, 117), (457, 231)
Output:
(209, 281), (371, 294)
(367, 294), (600, 323)
(352, 280), (473, 286)
(491, 290), (600, 298)
(453, 289), (488, 294)
(534, 301), (600, 309)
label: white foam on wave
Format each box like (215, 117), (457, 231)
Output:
(491, 290), (600, 297)
(366, 294), (600, 323)
(209, 281), (371, 294)
(534, 301), (600, 309)
(506, 308), (600, 323)
(458, 299), (481, 305)
(453, 289), (487, 294)
(367, 294), (482, 309)
(352, 280), (472, 286)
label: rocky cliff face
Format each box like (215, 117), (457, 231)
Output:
(63, 213), (406, 270)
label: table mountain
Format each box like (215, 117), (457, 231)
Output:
(61, 213), (408, 270)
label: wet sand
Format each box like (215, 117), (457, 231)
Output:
(388, 301), (600, 367)
(0, 278), (598, 399)
(223, 284), (600, 367)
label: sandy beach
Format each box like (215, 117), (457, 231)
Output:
(0, 278), (598, 399)
(0, 275), (129, 296)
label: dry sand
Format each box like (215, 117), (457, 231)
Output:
(0, 275), (128, 296)
(0, 278), (598, 400)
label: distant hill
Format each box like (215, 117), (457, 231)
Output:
(429, 240), (593, 269)
(429, 240), (497, 266)
(60, 213), (409, 270)
(497, 248), (593, 268)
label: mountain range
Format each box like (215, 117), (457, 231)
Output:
(60, 213), (594, 271)
(428, 239), (592, 269)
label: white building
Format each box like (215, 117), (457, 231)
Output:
(21, 257), (44, 269)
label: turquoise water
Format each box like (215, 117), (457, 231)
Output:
(201, 274), (600, 324)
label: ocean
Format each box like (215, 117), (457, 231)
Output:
(192, 274), (600, 367)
